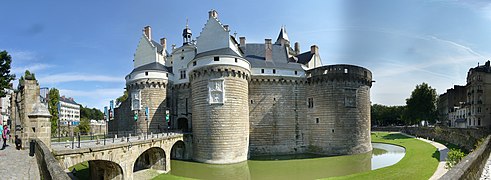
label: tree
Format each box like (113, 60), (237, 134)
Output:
(371, 104), (406, 126)
(78, 118), (91, 134)
(0, 51), (15, 97)
(405, 83), (438, 125)
(48, 88), (60, 135)
(116, 90), (128, 105)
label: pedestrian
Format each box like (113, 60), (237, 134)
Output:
(2, 125), (9, 149)
(0, 124), (3, 150)
(14, 135), (22, 150)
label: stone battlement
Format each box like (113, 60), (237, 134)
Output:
(307, 64), (373, 86)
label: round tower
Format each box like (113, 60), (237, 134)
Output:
(125, 63), (169, 134)
(306, 65), (373, 156)
(188, 54), (251, 164)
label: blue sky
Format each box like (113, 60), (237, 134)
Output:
(1, 0), (491, 110)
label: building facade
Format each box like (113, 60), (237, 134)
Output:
(112, 10), (373, 164)
(59, 96), (80, 126)
(466, 61), (491, 127)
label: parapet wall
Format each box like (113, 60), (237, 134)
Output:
(441, 135), (491, 179)
(34, 138), (70, 180)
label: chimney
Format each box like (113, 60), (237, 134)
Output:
(209, 9), (218, 19)
(223, 25), (229, 32)
(160, 38), (167, 51)
(265, 39), (272, 61)
(239, 37), (246, 47)
(172, 44), (176, 50)
(143, 26), (151, 40)
(294, 42), (300, 55)
(310, 45), (319, 54)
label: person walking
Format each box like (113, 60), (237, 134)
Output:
(2, 125), (9, 149)
(0, 124), (3, 150)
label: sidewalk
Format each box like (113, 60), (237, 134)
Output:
(480, 152), (491, 179)
(400, 133), (449, 180)
(0, 142), (40, 179)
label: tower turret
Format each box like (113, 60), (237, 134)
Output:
(183, 20), (192, 45)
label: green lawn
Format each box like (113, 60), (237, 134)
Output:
(68, 161), (90, 180)
(152, 174), (195, 180)
(328, 132), (440, 180)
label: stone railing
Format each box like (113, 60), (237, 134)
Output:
(440, 135), (491, 179)
(33, 138), (70, 180)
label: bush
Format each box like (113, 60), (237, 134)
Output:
(445, 148), (465, 169)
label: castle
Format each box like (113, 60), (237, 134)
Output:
(111, 10), (373, 164)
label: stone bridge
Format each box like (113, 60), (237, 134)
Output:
(52, 133), (192, 180)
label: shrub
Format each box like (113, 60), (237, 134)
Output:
(445, 148), (465, 169)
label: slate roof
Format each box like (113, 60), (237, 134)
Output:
(194, 47), (242, 59)
(131, 62), (168, 73)
(151, 40), (164, 53)
(59, 96), (78, 105)
(296, 51), (314, 65)
(241, 43), (304, 70)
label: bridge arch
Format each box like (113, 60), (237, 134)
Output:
(133, 147), (167, 172)
(88, 160), (124, 180)
(171, 140), (186, 160)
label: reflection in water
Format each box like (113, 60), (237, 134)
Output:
(169, 143), (405, 180)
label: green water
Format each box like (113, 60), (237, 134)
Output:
(168, 151), (372, 180)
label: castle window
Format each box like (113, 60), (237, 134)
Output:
(180, 70), (186, 79)
(235, 58), (238, 63)
(145, 72), (148, 76)
(166, 73), (168, 77)
(308, 98), (314, 108)
(182, 49), (184, 52)
(171, 61), (173, 64)
(193, 61), (197, 66)
(250, 100), (254, 104)
(478, 118), (481, 126)
(364, 71), (367, 77)
(294, 71), (298, 75)
(214, 56), (219, 61)
(273, 69), (276, 74)
(181, 56), (184, 60)
(261, 69), (264, 73)
(332, 129), (334, 133)
(316, 118), (319, 124)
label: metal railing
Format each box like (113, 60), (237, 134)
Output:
(51, 129), (185, 149)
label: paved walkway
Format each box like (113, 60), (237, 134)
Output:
(480, 152), (491, 179)
(0, 141), (40, 179)
(400, 133), (449, 180)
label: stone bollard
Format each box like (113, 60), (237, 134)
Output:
(151, 132), (153, 138)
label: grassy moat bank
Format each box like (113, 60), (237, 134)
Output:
(328, 132), (439, 180)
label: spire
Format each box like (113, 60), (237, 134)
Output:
(182, 18), (192, 45)
(275, 26), (290, 46)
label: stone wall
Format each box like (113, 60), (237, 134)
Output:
(171, 84), (192, 131)
(441, 135), (491, 179)
(34, 138), (70, 180)
(248, 76), (308, 156)
(373, 126), (490, 151)
(306, 65), (373, 155)
(190, 65), (250, 164)
(126, 78), (168, 134)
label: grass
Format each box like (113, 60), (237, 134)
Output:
(68, 161), (90, 180)
(327, 132), (440, 180)
(152, 173), (195, 180)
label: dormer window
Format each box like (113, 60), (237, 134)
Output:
(214, 56), (219, 61)
(193, 61), (197, 66)
(180, 70), (186, 79)
(261, 69), (265, 73)
(145, 72), (148, 76)
(273, 69), (276, 74)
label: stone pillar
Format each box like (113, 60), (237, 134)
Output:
(28, 102), (52, 148)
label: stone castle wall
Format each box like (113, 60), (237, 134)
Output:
(190, 65), (250, 164)
(248, 76), (309, 156)
(171, 84), (192, 131)
(127, 79), (168, 133)
(306, 65), (373, 155)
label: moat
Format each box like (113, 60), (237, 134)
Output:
(166, 143), (405, 180)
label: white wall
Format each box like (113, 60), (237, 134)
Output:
(187, 56), (251, 73)
(134, 36), (157, 68)
(126, 70), (168, 84)
(195, 17), (230, 54)
(251, 68), (305, 77)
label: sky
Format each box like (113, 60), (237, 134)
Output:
(1, 0), (491, 110)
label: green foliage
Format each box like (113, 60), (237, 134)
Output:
(78, 118), (90, 133)
(79, 105), (104, 120)
(405, 82), (438, 125)
(23, 70), (36, 80)
(116, 90), (128, 105)
(48, 88), (60, 135)
(445, 148), (465, 169)
(371, 104), (406, 126)
(0, 51), (15, 97)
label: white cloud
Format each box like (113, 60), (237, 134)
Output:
(12, 63), (53, 74)
(9, 50), (38, 61)
(38, 73), (125, 84)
